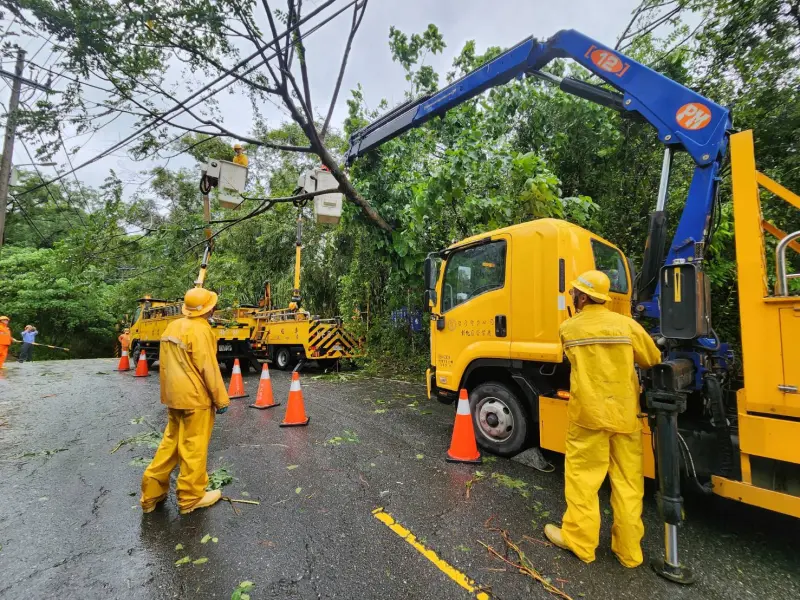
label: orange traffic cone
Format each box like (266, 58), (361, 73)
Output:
(133, 350), (150, 377)
(446, 389), (481, 463)
(280, 371), (309, 427)
(227, 358), (248, 399)
(117, 349), (130, 371)
(249, 363), (280, 409)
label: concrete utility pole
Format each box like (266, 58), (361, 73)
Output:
(0, 47), (26, 250)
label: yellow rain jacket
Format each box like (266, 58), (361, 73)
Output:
(159, 317), (229, 411)
(232, 153), (248, 167)
(559, 303), (661, 433)
(557, 302), (661, 567)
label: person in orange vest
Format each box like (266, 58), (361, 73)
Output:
(140, 287), (230, 514)
(118, 328), (131, 353)
(232, 143), (248, 167)
(0, 316), (12, 368)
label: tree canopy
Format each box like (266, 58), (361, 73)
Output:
(1, 0), (798, 367)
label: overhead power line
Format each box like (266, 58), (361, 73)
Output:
(13, 0), (351, 200)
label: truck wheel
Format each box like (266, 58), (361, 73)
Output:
(469, 382), (529, 457)
(274, 347), (292, 371)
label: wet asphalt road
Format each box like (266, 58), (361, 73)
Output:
(0, 359), (799, 600)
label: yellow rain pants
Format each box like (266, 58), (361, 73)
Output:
(558, 302), (660, 567)
(561, 422), (644, 567)
(140, 408), (215, 512)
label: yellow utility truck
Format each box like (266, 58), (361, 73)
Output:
(249, 216), (363, 369)
(346, 29), (800, 580)
(128, 296), (259, 371)
(423, 220), (634, 456)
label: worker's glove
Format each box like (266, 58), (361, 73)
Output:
(655, 336), (667, 348)
(216, 407), (228, 414)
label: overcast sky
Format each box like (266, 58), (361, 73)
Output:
(2, 0), (641, 198)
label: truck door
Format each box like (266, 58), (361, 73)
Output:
(434, 236), (511, 393)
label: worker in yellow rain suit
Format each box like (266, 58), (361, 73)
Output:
(545, 270), (661, 567)
(232, 143), (248, 167)
(140, 287), (230, 515)
(0, 316), (12, 368)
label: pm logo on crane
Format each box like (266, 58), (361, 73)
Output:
(676, 102), (712, 130)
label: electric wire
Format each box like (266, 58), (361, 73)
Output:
(12, 0), (350, 200)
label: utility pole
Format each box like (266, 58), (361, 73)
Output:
(0, 47), (26, 250)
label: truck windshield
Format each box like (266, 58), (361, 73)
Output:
(441, 240), (506, 312)
(132, 307), (141, 323)
(591, 239), (628, 293)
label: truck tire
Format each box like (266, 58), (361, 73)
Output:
(274, 347), (292, 371)
(469, 381), (529, 457)
(130, 341), (141, 363)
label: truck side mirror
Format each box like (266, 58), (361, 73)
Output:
(423, 257), (433, 288)
(423, 289), (438, 309)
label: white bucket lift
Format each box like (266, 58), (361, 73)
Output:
(297, 167), (343, 225)
(203, 159), (248, 209)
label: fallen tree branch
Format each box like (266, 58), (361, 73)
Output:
(479, 522), (574, 600)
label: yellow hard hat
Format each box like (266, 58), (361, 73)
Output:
(182, 287), (219, 317)
(0, 316), (9, 322)
(571, 270), (612, 302)
(233, 143), (243, 150)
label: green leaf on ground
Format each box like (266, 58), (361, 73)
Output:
(193, 557), (208, 565)
(325, 430), (360, 446)
(232, 580), (255, 600)
(286, 465), (299, 470)
(111, 431), (162, 454)
(212, 537), (218, 543)
(419, 410), (432, 415)
(175, 556), (191, 566)
(129, 457), (149, 467)
(241, 491), (250, 496)
(491, 473), (529, 497)
(374, 409), (387, 414)
(416, 454), (424, 459)
(207, 466), (234, 490)
(130, 417), (145, 424)
(175, 544), (184, 551)
(295, 487), (302, 494)
(201, 534), (212, 544)
(457, 544), (470, 552)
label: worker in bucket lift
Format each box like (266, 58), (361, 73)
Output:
(545, 270), (661, 568)
(232, 143), (248, 167)
(140, 287), (230, 515)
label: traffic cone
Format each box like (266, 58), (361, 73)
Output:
(446, 389), (481, 463)
(249, 363), (280, 409)
(133, 350), (150, 377)
(117, 349), (130, 371)
(280, 371), (309, 427)
(227, 358), (248, 399)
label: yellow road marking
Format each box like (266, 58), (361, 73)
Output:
(372, 507), (489, 600)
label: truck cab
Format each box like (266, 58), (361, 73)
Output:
(425, 218), (632, 456)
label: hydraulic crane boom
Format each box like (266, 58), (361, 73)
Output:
(345, 29), (732, 317)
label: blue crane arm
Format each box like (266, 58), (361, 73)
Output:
(345, 30), (733, 317)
